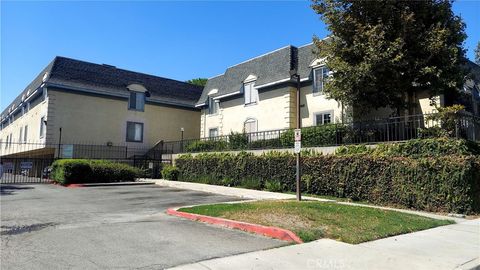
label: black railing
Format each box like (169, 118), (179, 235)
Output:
(162, 113), (480, 154)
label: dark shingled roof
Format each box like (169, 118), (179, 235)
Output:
(197, 43), (318, 106)
(2, 56), (203, 119)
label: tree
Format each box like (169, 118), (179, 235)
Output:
(311, 0), (467, 114)
(475, 41), (480, 65)
(186, 78), (208, 87)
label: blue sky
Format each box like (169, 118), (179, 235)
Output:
(1, 1), (479, 111)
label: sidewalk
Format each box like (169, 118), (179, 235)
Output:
(169, 219), (480, 270)
(144, 179), (463, 222)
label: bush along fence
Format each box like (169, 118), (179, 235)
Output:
(170, 138), (480, 214)
(162, 111), (480, 154)
(50, 159), (141, 185)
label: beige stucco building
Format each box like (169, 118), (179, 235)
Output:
(0, 57), (202, 158)
(196, 43), (480, 137)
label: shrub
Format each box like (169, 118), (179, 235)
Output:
(229, 132), (248, 150)
(265, 180), (284, 192)
(280, 124), (339, 148)
(335, 144), (371, 155)
(50, 159), (140, 185)
(161, 164), (179, 180)
(51, 159), (92, 184)
(184, 140), (228, 152)
(372, 138), (480, 157)
(175, 151), (480, 214)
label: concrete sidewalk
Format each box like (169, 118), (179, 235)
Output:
(169, 219), (480, 270)
(144, 179), (463, 222)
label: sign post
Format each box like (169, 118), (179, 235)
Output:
(294, 128), (302, 201)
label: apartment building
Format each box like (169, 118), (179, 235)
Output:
(0, 56), (203, 158)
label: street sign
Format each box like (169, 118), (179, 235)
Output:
(62, 144), (74, 158)
(294, 129), (301, 141)
(4, 162), (14, 170)
(294, 141), (301, 154)
(20, 162), (33, 170)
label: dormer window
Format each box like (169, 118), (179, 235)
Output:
(208, 97), (219, 115)
(244, 81), (258, 105)
(313, 66), (329, 94)
(129, 91), (145, 111)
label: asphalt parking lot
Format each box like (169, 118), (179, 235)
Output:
(0, 184), (285, 269)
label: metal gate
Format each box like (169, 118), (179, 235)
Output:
(0, 158), (54, 184)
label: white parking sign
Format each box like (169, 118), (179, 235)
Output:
(294, 129), (301, 141)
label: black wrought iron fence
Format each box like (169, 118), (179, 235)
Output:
(162, 113), (480, 154)
(0, 141), (170, 183)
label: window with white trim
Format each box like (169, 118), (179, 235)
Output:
(39, 116), (46, 138)
(126, 122), (144, 142)
(244, 82), (258, 105)
(24, 125), (28, 142)
(208, 128), (218, 138)
(19, 127), (23, 143)
(208, 97), (218, 115)
(128, 91), (145, 111)
(314, 111), (333, 125)
(244, 118), (257, 133)
(313, 66), (329, 94)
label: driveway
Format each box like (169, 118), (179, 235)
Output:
(0, 184), (284, 269)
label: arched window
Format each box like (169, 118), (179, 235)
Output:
(244, 118), (257, 133)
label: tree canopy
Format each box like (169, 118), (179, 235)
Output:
(311, 0), (467, 113)
(186, 78), (208, 87)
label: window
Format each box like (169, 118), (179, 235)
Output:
(19, 127), (23, 142)
(129, 91), (145, 111)
(208, 128), (218, 138)
(313, 66), (329, 94)
(126, 122), (144, 142)
(39, 116), (46, 138)
(208, 97), (218, 115)
(244, 82), (258, 105)
(315, 112), (333, 125)
(244, 118), (257, 133)
(24, 125), (28, 142)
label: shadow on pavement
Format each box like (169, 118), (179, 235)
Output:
(0, 185), (34, 196)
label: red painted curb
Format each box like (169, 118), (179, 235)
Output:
(167, 208), (303, 244)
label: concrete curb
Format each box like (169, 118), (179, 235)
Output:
(62, 182), (154, 188)
(166, 207), (303, 244)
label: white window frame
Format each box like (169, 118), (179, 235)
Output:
(313, 66), (329, 95)
(244, 82), (258, 105)
(208, 97), (219, 115)
(314, 111), (334, 125)
(244, 118), (258, 133)
(128, 91), (145, 111)
(208, 128), (219, 138)
(24, 125), (28, 142)
(126, 121), (144, 142)
(39, 116), (46, 138)
(19, 126), (23, 143)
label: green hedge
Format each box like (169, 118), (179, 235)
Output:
(161, 164), (179, 180)
(175, 152), (480, 214)
(334, 138), (480, 157)
(51, 159), (141, 185)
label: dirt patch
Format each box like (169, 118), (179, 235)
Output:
(225, 210), (316, 231)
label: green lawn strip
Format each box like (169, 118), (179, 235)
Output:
(178, 201), (454, 244)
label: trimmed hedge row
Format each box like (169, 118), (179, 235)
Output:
(335, 138), (480, 157)
(175, 152), (480, 214)
(51, 159), (141, 185)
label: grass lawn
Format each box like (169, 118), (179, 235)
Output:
(178, 200), (454, 244)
